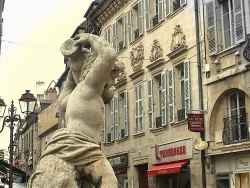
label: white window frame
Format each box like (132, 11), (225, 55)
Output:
(135, 84), (143, 133)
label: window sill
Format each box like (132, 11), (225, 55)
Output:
(133, 132), (145, 138)
(167, 7), (184, 19)
(171, 120), (187, 127)
(130, 35), (143, 46)
(147, 21), (163, 34)
(117, 136), (128, 143)
(150, 126), (167, 133)
(104, 142), (114, 146)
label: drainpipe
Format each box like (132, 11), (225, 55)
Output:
(194, 0), (206, 187)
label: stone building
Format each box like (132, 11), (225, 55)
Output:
(85, 0), (206, 187)
(203, 0), (250, 187)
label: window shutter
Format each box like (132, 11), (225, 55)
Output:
(122, 14), (126, 48)
(158, 0), (163, 22)
(233, 0), (245, 44)
(181, 0), (187, 6)
(148, 79), (154, 129)
(168, 68), (175, 124)
(124, 90), (129, 136)
(161, 72), (167, 126)
(206, 0), (217, 55)
(135, 84), (143, 132)
(165, 0), (170, 17)
(114, 96), (119, 140)
(138, 0), (143, 36)
(127, 10), (132, 43)
(102, 105), (106, 143)
(105, 28), (111, 43)
(112, 23), (117, 51)
(110, 98), (114, 141)
(145, 0), (151, 31)
(184, 60), (190, 118)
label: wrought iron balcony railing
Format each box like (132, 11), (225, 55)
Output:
(222, 114), (249, 145)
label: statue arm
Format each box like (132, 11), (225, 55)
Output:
(58, 70), (76, 111)
(74, 34), (116, 89)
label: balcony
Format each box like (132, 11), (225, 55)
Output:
(222, 114), (249, 145)
(152, 15), (158, 27)
(177, 108), (186, 122)
(134, 28), (139, 40)
(118, 41), (124, 51)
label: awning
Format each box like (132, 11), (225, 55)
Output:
(0, 160), (26, 176)
(147, 161), (188, 176)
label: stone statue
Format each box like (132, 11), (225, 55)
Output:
(27, 33), (122, 188)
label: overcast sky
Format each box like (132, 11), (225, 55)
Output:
(0, 0), (93, 150)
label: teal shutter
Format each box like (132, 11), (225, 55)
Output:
(233, 0), (245, 44)
(127, 10), (132, 43)
(138, 0), (143, 36)
(124, 90), (129, 136)
(145, 0), (150, 31)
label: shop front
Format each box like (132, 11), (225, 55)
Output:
(107, 153), (129, 188)
(212, 151), (250, 188)
(148, 138), (192, 188)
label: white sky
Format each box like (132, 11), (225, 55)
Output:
(0, 0), (93, 150)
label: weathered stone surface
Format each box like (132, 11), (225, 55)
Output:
(28, 33), (121, 188)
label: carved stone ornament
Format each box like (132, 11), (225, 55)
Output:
(170, 25), (186, 51)
(243, 34), (250, 62)
(130, 42), (144, 72)
(149, 39), (163, 62)
(117, 61), (126, 82)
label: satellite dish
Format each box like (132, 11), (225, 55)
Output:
(194, 138), (208, 151)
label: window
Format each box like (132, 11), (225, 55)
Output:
(128, 1), (143, 42)
(117, 15), (126, 52)
(216, 174), (231, 188)
(105, 27), (111, 43)
(223, 90), (248, 144)
(168, 68), (175, 123)
(102, 91), (129, 143)
(206, 0), (245, 55)
(135, 84), (143, 133)
(148, 72), (167, 129)
(165, 0), (187, 16)
(145, 0), (163, 30)
(175, 60), (190, 122)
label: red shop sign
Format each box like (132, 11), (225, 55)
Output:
(187, 113), (204, 132)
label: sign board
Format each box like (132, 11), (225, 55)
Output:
(152, 139), (192, 164)
(187, 113), (204, 132)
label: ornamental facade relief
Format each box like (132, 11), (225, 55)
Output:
(130, 42), (144, 72)
(170, 25), (186, 51)
(149, 39), (163, 62)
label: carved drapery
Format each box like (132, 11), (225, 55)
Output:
(149, 39), (163, 62)
(170, 25), (186, 51)
(130, 42), (144, 72)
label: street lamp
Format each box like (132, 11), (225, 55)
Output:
(0, 90), (36, 188)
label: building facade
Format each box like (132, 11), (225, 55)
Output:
(203, 0), (250, 187)
(86, 0), (206, 187)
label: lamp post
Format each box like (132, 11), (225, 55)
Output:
(0, 90), (36, 188)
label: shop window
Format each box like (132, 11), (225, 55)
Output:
(216, 174), (230, 188)
(223, 90), (248, 145)
(205, 0), (245, 55)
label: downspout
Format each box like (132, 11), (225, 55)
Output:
(194, 0), (206, 187)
